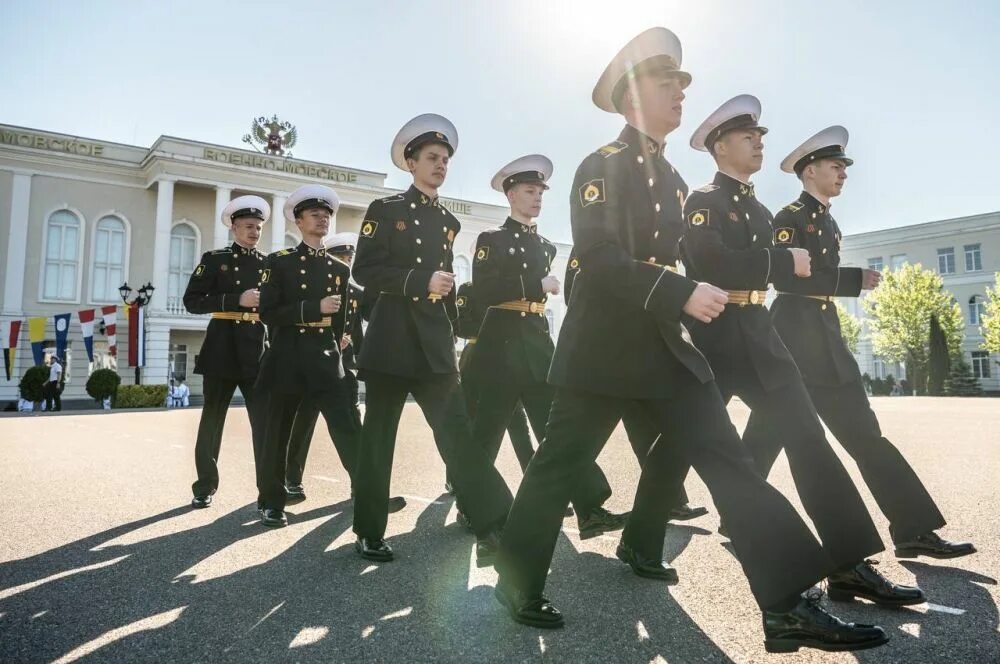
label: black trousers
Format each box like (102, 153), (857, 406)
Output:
(353, 371), (513, 539)
(620, 401), (689, 507)
(496, 381), (835, 610)
(285, 371), (363, 486)
(43, 381), (62, 412)
(256, 378), (359, 511)
(192, 375), (263, 498)
(471, 378), (612, 514)
(462, 372), (534, 472)
(743, 378), (946, 543)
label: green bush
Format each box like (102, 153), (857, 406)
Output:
(113, 384), (169, 409)
(19, 365), (49, 402)
(86, 368), (121, 402)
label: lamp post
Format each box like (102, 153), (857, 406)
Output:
(119, 281), (155, 385)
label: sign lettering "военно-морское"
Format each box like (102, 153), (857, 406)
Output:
(203, 148), (360, 183)
(1, 130), (106, 156)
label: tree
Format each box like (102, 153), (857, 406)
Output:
(982, 272), (1000, 355)
(945, 359), (983, 396)
(836, 303), (862, 354)
(927, 314), (950, 396)
(863, 263), (964, 395)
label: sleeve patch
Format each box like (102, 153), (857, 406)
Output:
(569, 257), (580, 270)
(361, 220), (378, 238)
(456, 296), (466, 307)
(579, 178), (606, 207)
(774, 227), (795, 244)
(475, 246), (490, 262)
(688, 209), (710, 227)
(194, 264), (205, 277)
(260, 269), (271, 283)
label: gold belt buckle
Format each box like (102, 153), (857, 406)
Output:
(749, 290), (761, 306)
(428, 294), (442, 303)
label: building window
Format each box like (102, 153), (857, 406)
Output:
(971, 351), (991, 379)
(168, 223), (199, 314)
(867, 257), (884, 272)
(168, 343), (188, 381)
(454, 255), (471, 286)
(965, 243), (982, 272)
(285, 233), (300, 249)
(873, 357), (887, 379)
(42, 209), (83, 301)
(91, 215), (127, 302)
(890, 254), (908, 271)
(969, 295), (986, 325)
(936, 247), (955, 275)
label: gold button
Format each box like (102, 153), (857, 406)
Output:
(301, 269), (306, 274)
(439, 261), (444, 267)
(318, 328), (324, 333)
(648, 178), (654, 187)
(412, 297), (419, 302)
(327, 260), (332, 266)
(258, 269), (262, 274)
(301, 284), (307, 289)
(655, 203), (661, 212)
(441, 209), (446, 215)
(514, 233), (519, 238)
(752, 234), (758, 242)
(414, 219), (420, 225)
(821, 304), (828, 311)
(410, 203), (416, 209)
(416, 257), (422, 263)
(649, 256), (656, 262)
(520, 312), (526, 317)
(653, 231), (659, 239)
(416, 238), (422, 244)
(822, 248), (828, 254)
(327, 274), (332, 278)
(327, 287), (332, 292)
(442, 226), (447, 232)
(818, 230), (823, 236)
(745, 213), (750, 220)
(811, 213), (817, 219)
(637, 156), (644, 164)
(733, 195), (739, 202)
(234, 267), (239, 272)
(301, 256), (306, 261)
(520, 247), (525, 252)
(299, 328), (305, 334)
(236, 280), (240, 285)
(443, 244), (448, 249)
(522, 263), (527, 268)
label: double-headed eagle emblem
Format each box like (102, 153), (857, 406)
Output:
(242, 115), (298, 156)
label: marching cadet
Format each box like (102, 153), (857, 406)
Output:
(680, 95), (925, 608)
(254, 185), (357, 527)
(468, 155), (626, 538)
(283, 233), (406, 512)
(741, 126), (975, 559)
(183, 195), (268, 508)
(494, 28), (891, 654)
(351, 113), (512, 565)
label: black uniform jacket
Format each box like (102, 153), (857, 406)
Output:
(454, 281), (483, 341)
(342, 284), (365, 372)
(183, 242), (266, 380)
(548, 124), (713, 399)
(467, 218), (557, 384)
(770, 191), (863, 386)
(564, 249), (581, 305)
(681, 171), (799, 392)
(256, 242), (351, 393)
(353, 185), (461, 378)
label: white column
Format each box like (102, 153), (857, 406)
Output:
(271, 194), (287, 252)
(2, 172), (32, 316)
(213, 186), (232, 250)
(150, 178), (175, 313)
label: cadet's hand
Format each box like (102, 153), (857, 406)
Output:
(239, 289), (260, 308)
(862, 269), (882, 290)
(682, 283), (728, 323)
(790, 248), (812, 277)
(541, 275), (561, 295)
(340, 334), (352, 351)
(428, 271), (456, 297)
(320, 295), (341, 314)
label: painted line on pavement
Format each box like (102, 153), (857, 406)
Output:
(926, 603), (966, 615)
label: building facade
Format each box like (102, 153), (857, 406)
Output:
(0, 124), (572, 405)
(838, 211), (1000, 392)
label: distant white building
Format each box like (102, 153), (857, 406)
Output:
(838, 211), (1000, 392)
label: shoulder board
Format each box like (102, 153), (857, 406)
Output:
(784, 201), (805, 212)
(380, 193), (405, 204)
(273, 247), (298, 258)
(693, 184), (719, 194)
(595, 140), (628, 158)
(209, 248), (232, 255)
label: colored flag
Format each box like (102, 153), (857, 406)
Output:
(127, 303), (145, 367)
(101, 305), (118, 357)
(1, 320), (21, 380)
(53, 313), (71, 362)
(78, 309), (95, 362)
(28, 317), (46, 366)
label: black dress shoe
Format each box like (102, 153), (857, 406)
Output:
(827, 559), (925, 607)
(578, 507), (629, 540)
(476, 531), (501, 568)
(494, 581), (564, 629)
(667, 503), (709, 522)
(191, 495), (212, 509)
(356, 537), (393, 562)
(895, 531), (977, 559)
(285, 484), (306, 505)
(260, 508), (287, 528)
(764, 591), (889, 653)
(615, 543), (679, 583)
(387, 496), (407, 513)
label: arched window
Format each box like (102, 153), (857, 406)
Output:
(91, 215), (128, 302)
(285, 233), (300, 249)
(454, 255), (471, 286)
(969, 295), (986, 325)
(168, 223), (199, 314)
(42, 209), (83, 301)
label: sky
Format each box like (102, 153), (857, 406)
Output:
(2, 0), (999, 244)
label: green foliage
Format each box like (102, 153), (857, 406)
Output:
(836, 303), (862, 354)
(863, 263), (964, 394)
(868, 374), (897, 396)
(18, 365), (49, 402)
(85, 368), (121, 402)
(982, 273), (1000, 355)
(944, 359), (983, 397)
(113, 384), (169, 409)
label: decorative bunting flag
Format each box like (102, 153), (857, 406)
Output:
(53, 313), (71, 362)
(101, 305), (118, 357)
(127, 303), (145, 367)
(28, 317), (46, 366)
(1, 320), (21, 380)
(78, 309), (95, 362)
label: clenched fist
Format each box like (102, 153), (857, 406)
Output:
(320, 295), (341, 314)
(428, 271), (456, 297)
(541, 275), (561, 295)
(239, 288), (260, 308)
(682, 283), (728, 323)
(789, 248), (812, 277)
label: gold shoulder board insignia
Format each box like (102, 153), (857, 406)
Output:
(784, 202), (805, 212)
(774, 227), (795, 244)
(361, 220), (378, 238)
(210, 248), (230, 255)
(275, 248), (294, 257)
(260, 268), (271, 283)
(596, 141), (627, 157)
(579, 178), (606, 207)
(194, 264), (205, 276)
(476, 246), (490, 262)
(694, 184), (719, 194)
(688, 209), (710, 227)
